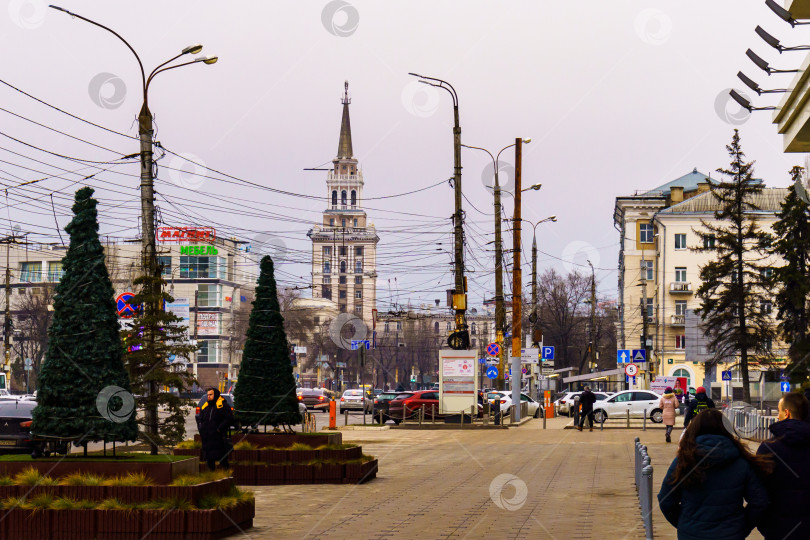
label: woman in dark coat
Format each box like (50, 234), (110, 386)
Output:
(197, 387), (234, 471)
(657, 409), (771, 540)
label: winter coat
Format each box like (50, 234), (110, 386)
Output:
(755, 419), (810, 540)
(578, 390), (597, 413)
(658, 434), (768, 540)
(659, 393), (679, 426)
(683, 393), (715, 428)
(197, 390), (234, 462)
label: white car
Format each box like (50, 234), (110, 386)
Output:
(486, 391), (543, 418)
(592, 390), (666, 424)
(555, 391), (611, 416)
(338, 389), (372, 413)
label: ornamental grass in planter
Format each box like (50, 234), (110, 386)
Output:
(286, 443), (318, 463)
(315, 443), (362, 461)
(257, 448), (287, 464)
(311, 462), (344, 484)
(232, 441), (261, 462)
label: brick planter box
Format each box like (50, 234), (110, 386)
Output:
(2, 508), (53, 540)
(52, 508), (96, 540)
(312, 463), (344, 484)
(231, 449), (260, 462)
(232, 464), (256, 486)
(344, 459), (378, 484)
(142, 509), (186, 539)
(319, 446), (361, 461)
(286, 449), (318, 463)
(196, 432), (343, 448)
(172, 448), (200, 457)
(258, 448), (286, 464)
(255, 464), (285, 485)
(97, 509), (142, 540)
(285, 464), (314, 484)
(0, 457), (198, 484)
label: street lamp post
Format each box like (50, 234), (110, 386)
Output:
(50, 6), (217, 449)
(461, 140), (531, 391)
(409, 73), (468, 350)
(527, 216), (556, 397)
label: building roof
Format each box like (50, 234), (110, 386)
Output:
(660, 187), (789, 214)
(336, 81), (353, 159)
(641, 168), (717, 196)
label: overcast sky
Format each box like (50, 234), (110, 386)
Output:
(0, 0), (805, 309)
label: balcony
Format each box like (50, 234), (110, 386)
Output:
(669, 282), (692, 294)
(670, 314), (685, 326)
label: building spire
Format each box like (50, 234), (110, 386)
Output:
(336, 80), (353, 159)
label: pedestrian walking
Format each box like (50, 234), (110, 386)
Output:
(576, 386), (596, 431)
(197, 387), (234, 471)
(658, 409), (771, 540)
(755, 392), (810, 540)
(659, 387), (680, 443)
(683, 386), (715, 429)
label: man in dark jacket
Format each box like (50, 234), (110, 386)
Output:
(756, 392), (810, 540)
(197, 387), (234, 471)
(683, 386), (715, 428)
(577, 386), (597, 432)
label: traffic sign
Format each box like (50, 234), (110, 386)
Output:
(617, 349), (631, 364)
(632, 349), (646, 363)
(486, 366), (499, 379)
(486, 342), (500, 356)
(478, 358), (486, 365)
(116, 292), (137, 318)
(721, 370), (732, 381)
(781, 381), (791, 392)
(24, 358), (32, 372)
(625, 364), (639, 377)
(350, 340), (370, 350)
(542, 346), (555, 360)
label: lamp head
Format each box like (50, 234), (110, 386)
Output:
(528, 183), (542, 191)
(182, 44), (203, 55)
(522, 138), (532, 144)
(550, 216), (557, 222)
(201, 56), (218, 65)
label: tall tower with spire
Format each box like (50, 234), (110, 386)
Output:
(308, 82), (379, 328)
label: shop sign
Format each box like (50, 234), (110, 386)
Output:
(180, 245), (219, 255)
(157, 227), (216, 242)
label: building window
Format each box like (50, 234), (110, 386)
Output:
(47, 261), (64, 282)
(675, 267), (687, 283)
(641, 260), (653, 282)
(447, 322), (452, 331)
(342, 219), (346, 228)
(323, 261), (331, 274)
(760, 268), (773, 279)
(355, 290), (362, 299)
(471, 322), (477, 334)
(339, 275), (347, 284)
(157, 256), (171, 278)
(180, 256), (226, 279)
(675, 335), (686, 349)
(396, 321), (402, 331)
(674, 234), (686, 250)
(351, 190), (357, 207)
(703, 235), (715, 249)
(331, 191), (337, 207)
(354, 276), (362, 284)
(322, 285), (332, 300)
(355, 260), (362, 274)
(329, 218), (335, 226)
(472, 338), (477, 347)
(339, 246), (347, 256)
(323, 246), (332, 257)
(645, 298), (653, 319)
(197, 340), (220, 363)
(197, 284), (222, 307)
(314, 316), (320, 325)
(341, 190), (347, 207)
(434, 322), (440, 334)
(355, 247), (363, 256)
(639, 223), (654, 243)
(384, 322), (390, 332)
(339, 290), (346, 299)
(353, 219), (358, 227)
(323, 276), (331, 284)
(354, 304), (362, 314)
(761, 300), (773, 315)
(482, 323), (488, 335)
(19, 262), (42, 283)
(675, 300), (687, 316)
(340, 261), (347, 274)
(339, 304), (346, 313)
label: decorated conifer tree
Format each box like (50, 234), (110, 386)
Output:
(233, 256), (301, 429)
(31, 187), (138, 446)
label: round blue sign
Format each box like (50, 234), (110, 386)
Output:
(486, 366), (499, 379)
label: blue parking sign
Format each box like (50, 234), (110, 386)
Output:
(542, 346), (554, 360)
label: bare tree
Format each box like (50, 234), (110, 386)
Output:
(10, 285), (55, 390)
(537, 269), (591, 371)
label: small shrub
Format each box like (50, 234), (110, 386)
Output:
(1, 496), (24, 509)
(233, 441), (258, 451)
(104, 472), (152, 487)
(176, 439), (202, 450)
(197, 486), (253, 510)
(0, 475), (13, 486)
(13, 467), (57, 486)
(97, 498), (134, 511)
(170, 469), (230, 486)
(26, 493), (55, 512)
(51, 497), (80, 510)
(143, 496), (193, 511)
(288, 443), (313, 451)
(60, 472), (105, 486)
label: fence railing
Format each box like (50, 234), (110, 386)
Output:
(634, 437), (654, 539)
(722, 407), (776, 442)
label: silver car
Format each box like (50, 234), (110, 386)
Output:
(339, 389), (370, 412)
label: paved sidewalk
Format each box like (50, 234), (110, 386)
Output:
(244, 417), (673, 539)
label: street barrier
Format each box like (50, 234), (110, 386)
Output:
(722, 407), (776, 442)
(634, 437), (654, 539)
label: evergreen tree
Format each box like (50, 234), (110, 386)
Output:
(770, 166), (810, 385)
(123, 273), (197, 454)
(31, 187), (138, 444)
(695, 130), (776, 403)
(233, 256), (301, 429)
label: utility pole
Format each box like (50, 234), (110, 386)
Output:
(510, 138), (523, 422)
(494, 163), (506, 391)
(1, 235), (25, 385)
(639, 253), (649, 391)
(587, 260), (596, 372)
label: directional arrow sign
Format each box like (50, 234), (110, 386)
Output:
(486, 366), (499, 379)
(617, 349), (631, 364)
(781, 381), (791, 392)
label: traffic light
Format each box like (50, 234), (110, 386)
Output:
(448, 330), (470, 350)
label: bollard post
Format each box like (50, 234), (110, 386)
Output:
(379, 410), (383, 425)
(643, 409), (647, 431)
(642, 464), (654, 538)
(403, 404), (407, 424)
(344, 409), (348, 426)
(460, 409), (464, 428)
(627, 408), (630, 428)
(419, 406), (423, 426)
(432, 404), (436, 424)
(601, 411), (605, 431)
(543, 413), (546, 430)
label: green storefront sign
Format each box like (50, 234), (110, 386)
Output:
(180, 245), (218, 256)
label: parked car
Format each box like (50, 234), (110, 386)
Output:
(555, 391), (611, 416)
(592, 390), (665, 423)
(297, 388), (331, 411)
(372, 391), (413, 423)
(388, 390), (441, 423)
(339, 389), (372, 413)
(486, 391), (544, 418)
(0, 400), (36, 454)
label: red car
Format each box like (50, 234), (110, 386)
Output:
(387, 391), (484, 423)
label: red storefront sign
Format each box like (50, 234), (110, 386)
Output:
(157, 227), (216, 243)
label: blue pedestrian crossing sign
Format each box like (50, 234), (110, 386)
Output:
(542, 346), (555, 361)
(351, 340), (370, 350)
(478, 358), (486, 365)
(617, 349), (631, 364)
(632, 349), (646, 363)
(781, 381), (791, 392)
(722, 371), (732, 381)
(486, 366), (499, 379)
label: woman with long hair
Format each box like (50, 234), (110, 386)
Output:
(657, 409), (771, 539)
(659, 386), (680, 443)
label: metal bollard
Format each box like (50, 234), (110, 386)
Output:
(601, 412), (605, 431)
(419, 407), (423, 426)
(379, 410), (383, 425)
(344, 410), (349, 426)
(403, 405), (407, 424)
(543, 413), (546, 429)
(432, 404), (436, 424)
(643, 409), (647, 431)
(641, 464), (654, 538)
(627, 408), (631, 428)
